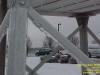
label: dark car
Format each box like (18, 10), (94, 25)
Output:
(35, 48), (52, 56)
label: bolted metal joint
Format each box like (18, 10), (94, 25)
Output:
(76, 16), (89, 26)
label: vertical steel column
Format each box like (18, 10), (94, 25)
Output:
(76, 15), (89, 75)
(7, 6), (27, 75)
(0, 0), (7, 75)
(76, 16), (89, 55)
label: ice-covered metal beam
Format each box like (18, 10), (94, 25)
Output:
(7, 6), (27, 75)
(67, 27), (79, 39)
(0, 10), (10, 42)
(7, 0), (100, 16)
(54, 0), (100, 12)
(76, 16), (89, 55)
(28, 7), (93, 64)
(87, 27), (100, 46)
(0, 0), (8, 75)
(26, 65), (32, 73)
(34, 0), (81, 11)
(7, 0), (16, 8)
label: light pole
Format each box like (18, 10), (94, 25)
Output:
(58, 23), (61, 32)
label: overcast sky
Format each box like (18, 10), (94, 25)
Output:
(28, 14), (100, 48)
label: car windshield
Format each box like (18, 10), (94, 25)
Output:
(88, 44), (100, 49)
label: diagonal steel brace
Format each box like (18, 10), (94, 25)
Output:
(0, 10), (10, 42)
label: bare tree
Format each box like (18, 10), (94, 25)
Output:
(69, 36), (79, 46)
(26, 37), (32, 55)
(43, 36), (63, 50)
(43, 36), (53, 48)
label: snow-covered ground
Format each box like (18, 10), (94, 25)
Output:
(26, 57), (96, 75)
(26, 57), (82, 75)
(5, 57), (97, 75)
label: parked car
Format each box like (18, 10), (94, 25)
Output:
(35, 48), (52, 56)
(88, 44), (100, 58)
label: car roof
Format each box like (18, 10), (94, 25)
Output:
(88, 44), (100, 49)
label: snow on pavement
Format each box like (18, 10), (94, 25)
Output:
(27, 57), (81, 75)
(5, 57), (97, 75)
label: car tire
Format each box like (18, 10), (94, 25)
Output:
(88, 52), (91, 58)
(35, 53), (39, 56)
(96, 56), (100, 58)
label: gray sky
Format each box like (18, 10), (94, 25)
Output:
(28, 14), (100, 48)
(88, 14), (100, 35)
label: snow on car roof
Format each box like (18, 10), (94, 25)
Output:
(88, 44), (100, 49)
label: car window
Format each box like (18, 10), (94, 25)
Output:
(88, 49), (100, 51)
(89, 47), (100, 49)
(88, 44), (100, 49)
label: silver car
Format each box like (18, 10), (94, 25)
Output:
(88, 44), (100, 58)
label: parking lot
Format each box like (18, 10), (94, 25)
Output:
(91, 58), (100, 64)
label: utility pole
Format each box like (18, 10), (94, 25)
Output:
(0, 0), (7, 75)
(58, 23), (61, 32)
